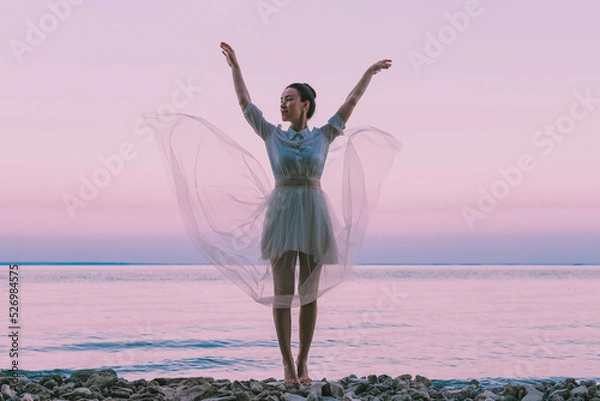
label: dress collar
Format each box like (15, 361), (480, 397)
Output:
(286, 126), (309, 140)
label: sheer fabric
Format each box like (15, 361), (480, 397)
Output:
(145, 110), (401, 308)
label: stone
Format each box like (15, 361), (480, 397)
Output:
(252, 382), (265, 393)
(550, 389), (571, 399)
(484, 390), (500, 401)
(307, 391), (320, 401)
(70, 369), (101, 383)
(73, 386), (93, 396)
(521, 387), (544, 401)
(398, 374), (413, 381)
(43, 378), (58, 389)
(20, 394), (35, 401)
(110, 386), (134, 397)
(415, 376), (433, 387)
(1, 384), (14, 399)
(206, 396), (237, 401)
(409, 388), (431, 400)
(86, 369), (119, 389)
(283, 393), (308, 401)
(310, 382), (325, 397)
(572, 386), (589, 397)
(235, 390), (252, 401)
(323, 382), (345, 398)
(178, 383), (206, 400)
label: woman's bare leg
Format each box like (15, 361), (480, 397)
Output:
(297, 252), (322, 383)
(272, 251), (299, 384)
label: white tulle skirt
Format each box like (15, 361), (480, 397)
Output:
(262, 184), (338, 265)
(144, 112), (402, 308)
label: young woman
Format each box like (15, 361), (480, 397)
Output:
(220, 42), (394, 384)
(149, 42), (400, 385)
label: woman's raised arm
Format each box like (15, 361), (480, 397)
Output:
(221, 42), (251, 111)
(336, 59), (392, 124)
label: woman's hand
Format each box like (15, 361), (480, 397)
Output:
(221, 42), (251, 111)
(220, 42), (239, 69)
(335, 59), (393, 124)
(367, 59), (392, 75)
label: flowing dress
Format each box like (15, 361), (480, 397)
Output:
(146, 103), (402, 308)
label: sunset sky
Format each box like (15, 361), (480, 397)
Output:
(1, 0), (599, 264)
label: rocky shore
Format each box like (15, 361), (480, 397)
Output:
(1, 370), (598, 401)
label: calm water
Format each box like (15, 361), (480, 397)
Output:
(3, 264), (600, 384)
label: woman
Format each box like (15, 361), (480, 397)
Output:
(149, 42), (400, 385)
(220, 42), (393, 384)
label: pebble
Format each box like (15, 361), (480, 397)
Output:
(2, 369), (600, 401)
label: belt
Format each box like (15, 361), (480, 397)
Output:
(275, 178), (321, 188)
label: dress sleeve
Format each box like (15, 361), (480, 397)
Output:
(320, 113), (346, 143)
(243, 102), (276, 141)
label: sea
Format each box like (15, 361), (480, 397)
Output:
(3, 264), (600, 386)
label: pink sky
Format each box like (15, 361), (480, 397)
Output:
(1, 0), (599, 263)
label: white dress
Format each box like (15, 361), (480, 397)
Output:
(243, 102), (341, 265)
(147, 105), (402, 308)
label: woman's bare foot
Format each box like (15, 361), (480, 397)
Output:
(284, 363), (300, 385)
(296, 361), (312, 384)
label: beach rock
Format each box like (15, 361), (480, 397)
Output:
(110, 386), (134, 398)
(85, 369), (119, 389)
(1, 384), (14, 399)
(522, 386), (544, 401)
(283, 393), (308, 401)
(307, 391), (320, 401)
(415, 376), (433, 387)
(550, 389), (571, 399)
(572, 386), (590, 397)
(484, 390), (500, 401)
(398, 375), (413, 381)
(20, 393), (35, 401)
(342, 394), (361, 401)
(176, 384), (206, 401)
(309, 381), (325, 397)
(252, 382), (265, 393)
(206, 396), (237, 401)
(22, 381), (53, 397)
(70, 369), (100, 383)
(323, 382), (345, 398)
(42, 378), (58, 389)
(409, 388), (431, 401)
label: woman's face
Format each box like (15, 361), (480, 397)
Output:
(280, 87), (309, 123)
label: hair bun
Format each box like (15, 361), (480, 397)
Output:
(303, 83), (317, 99)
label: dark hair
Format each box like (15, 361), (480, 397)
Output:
(286, 82), (317, 119)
